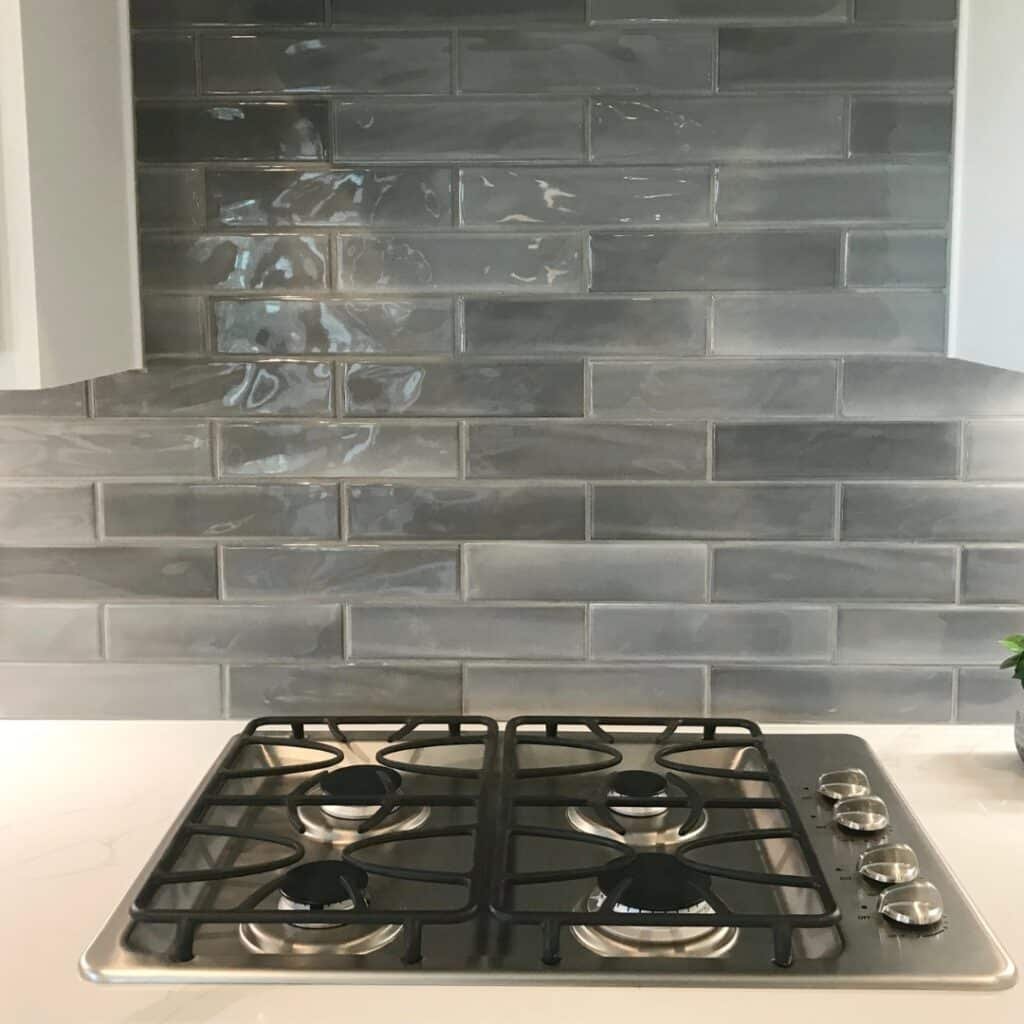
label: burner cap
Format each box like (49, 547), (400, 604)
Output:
(597, 853), (708, 913)
(609, 770), (666, 799)
(321, 765), (401, 802)
(279, 860), (368, 909)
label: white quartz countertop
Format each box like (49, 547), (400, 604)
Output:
(2, 721), (1023, 1024)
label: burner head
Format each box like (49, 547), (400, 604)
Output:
(597, 853), (708, 913)
(607, 770), (669, 819)
(279, 860), (368, 910)
(321, 765), (401, 802)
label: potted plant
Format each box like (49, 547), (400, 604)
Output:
(999, 635), (1024, 761)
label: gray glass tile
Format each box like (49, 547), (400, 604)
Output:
(838, 608), (1020, 665)
(132, 34), (196, 97)
(103, 483), (339, 539)
(464, 298), (706, 356)
(957, 668), (1020, 724)
(592, 360), (836, 419)
(0, 548), (216, 600)
(855, 0), (957, 21)
(219, 422), (458, 478)
(350, 605), (585, 659)
(138, 168), (205, 230)
(850, 98), (953, 155)
(333, 99), (584, 161)
(345, 363), (584, 417)
(717, 165), (949, 224)
(0, 486), (95, 543)
(142, 296), (207, 356)
(0, 664), (222, 719)
(592, 604), (831, 660)
(594, 483), (835, 540)
(713, 292), (946, 355)
(207, 169), (452, 228)
(846, 232), (947, 287)
(468, 422), (706, 480)
(136, 103), (328, 162)
(591, 96), (845, 162)
(719, 28), (955, 89)
(966, 422), (1024, 481)
(460, 29), (713, 93)
(843, 484), (1024, 541)
(466, 542), (707, 601)
(464, 664), (705, 718)
(712, 544), (956, 602)
(844, 360), (1024, 418)
(710, 666), (952, 722)
(330, 0), (585, 23)
(131, 1), (326, 25)
(222, 545), (457, 599)
(590, 1), (847, 20)
(141, 234), (329, 291)
(0, 421), (211, 479)
(202, 33), (450, 94)
(0, 384), (86, 417)
(228, 663), (462, 717)
(591, 231), (838, 291)
(214, 299), (454, 356)
(107, 603), (343, 661)
(348, 484), (586, 540)
(715, 422), (959, 480)
(961, 549), (1024, 604)
(94, 360), (332, 418)
(0, 605), (100, 661)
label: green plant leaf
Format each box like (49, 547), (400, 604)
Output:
(1000, 634), (1024, 653)
(1001, 655), (1020, 669)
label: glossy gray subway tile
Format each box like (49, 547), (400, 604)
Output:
(337, 233), (583, 294)
(464, 664), (705, 718)
(591, 0), (846, 19)
(141, 234), (329, 291)
(207, 169), (452, 228)
(965, 422), (1024, 480)
(142, 296), (207, 355)
(0, 663), (222, 719)
(855, 0), (957, 21)
(846, 232), (947, 288)
(345, 363), (584, 417)
(0, 421), (211, 479)
(222, 545), (458, 600)
(0, 384), (86, 417)
(460, 167), (711, 228)
(132, 34), (197, 98)
(713, 292), (945, 355)
(710, 666), (952, 722)
(103, 483), (339, 539)
(843, 484), (1024, 541)
(592, 360), (836, 419)
(591, 96), (845, 162)
(838, 607), (1020, 664)
(219, 421), (458, 478)
(107, 603), (343, 661)
(330, 0), (586, 23)
(960, 549), (1024, 604)
(227, 663), (463, 717)
(350, 605), (586, 659)
(850, 98), (954, 155)
(136, 103), (329, 162)
(592, 604), (832, 660)
(593, 483), (836, 540)
(137, 168), (204, 229)
(591, 231), (838, 292)
(131, 1), (326, 25)
(0, 605), (101, 661)
(715, 421), (959, 480)
(333, 99), (584, 161)
(459, 29), (713, 93)
(348, 484), (586, 540)
(468, 422), (706, 480)
(213, 299), (455, 356)
(712, 544), (956, 602)
(0, 486), (95, 544)
(464, 298), (706, 356)
(719, 27), (956, 89)
(957, 667), (1020, 724)
(466, 542), (707, 601)
(202, 32), (450, 95)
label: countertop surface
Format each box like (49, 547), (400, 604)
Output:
(2, 720), (1022, 1024)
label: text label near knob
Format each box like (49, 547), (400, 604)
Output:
(834, 795), (890, 834)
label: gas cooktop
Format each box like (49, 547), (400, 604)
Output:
(81, 716), (1016, 989)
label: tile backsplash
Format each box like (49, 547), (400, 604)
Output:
(1, 0), (1018, 725)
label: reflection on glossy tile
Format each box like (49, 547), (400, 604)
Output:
(348, 484), (586, 540)
(855, 0), (957, 21)
(0, 605), (100, 661)
(103, 483), (339, 539)
(468, 422), (706, 479)
(591, 230), (838, 291)
(330, 0), (585, 23)
(957, 668), (1021, 724)
(137, 168), (204, 229)
(846, 232), (947, 288)
(590, 0), (847, 19)
(0, 384), (86, 417)
(594, 483), (835, 540)
(965, 422), (1024, 481)
(338, 233), (583, 293)
(131, 1), (326, 25)
(345, 363), (583, 417)
(850, 98), (954, 155)
(961, 548), (1024, 604)
(214, 299), (454, 355)
(219, 422), (458, 478)
(0, 486), (95, 543)
(132, 34), (196, 97)
(208, 169), (452, 227)
(591, 96), (844, 162)
(142, 295), (207, 355)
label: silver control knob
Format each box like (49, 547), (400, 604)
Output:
(834, 795), (889, 833)
(857, 843), (919, 884)
(878, 881), (944, 928)
(817, 769), (871, 801)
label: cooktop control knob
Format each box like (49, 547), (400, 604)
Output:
(834, 795), (890, 833)
(878, 881), (944, 928)
(857, 843), (920, 884)
(817, 769), (871, 801)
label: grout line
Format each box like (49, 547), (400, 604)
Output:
(950, 667), (959, 723)
(954, 545), (964, 604)
(584, 482), (594, 541)
(459, 544), (470, 602)
(338, 484), (348, 541)
(99, 606), (110, 660)
(833, 483), (843, 542)
(583, 603), (592, 660)
(341, 604), (352, 661)
(702, 664), (712, 716)
(215, 544), (227, 600)
(220, 664), (230, 719)
(838, 229), (850, 287)
(705, 422), (714, 481)
(458, 420), (469, 480)
(835, 357), (845, 417)
(958, 419), (968, 480)
(93, 483), (106, 542)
